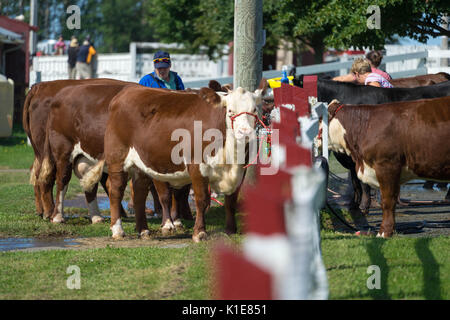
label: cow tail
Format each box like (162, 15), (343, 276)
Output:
(37, 120), (56, 185)
(80, 159), (105, 192)
(23, 85), (40, 185)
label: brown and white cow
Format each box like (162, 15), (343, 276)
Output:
(87, 86), (262, 241)
(39, 82), (194, 225)
(23, 78), (130, 220)
(327, 97), (450, 237)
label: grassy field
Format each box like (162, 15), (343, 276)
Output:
(0, 128), (448, 300)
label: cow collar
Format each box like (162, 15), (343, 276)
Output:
(329, 103), (344, 122)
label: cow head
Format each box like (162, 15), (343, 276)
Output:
(220, 87), (262, 140)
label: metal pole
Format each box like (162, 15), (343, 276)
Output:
(29, 0), (38, 55)
(441, 16), (448, 68)
(233, 0), (263, 91)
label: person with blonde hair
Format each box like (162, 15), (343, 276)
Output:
(351, 57), (393, 87)
(333, 57), (393, 88)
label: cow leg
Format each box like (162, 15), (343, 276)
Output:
(33, 184), (44, 217)
(99, 173), (128, 218)
(359, 182), (372, 215)
(149, 181), (162, 216)
(131, 171), (151, 239)
(84, 183), (104, 224)
(188, 166), (210, 242)
(375, 166), (401, 238)
(107, 166), (128, 239)
(347, 169), (362, 209)
(36, 157), (56, 220)
(170, 184), (193, 229)
(51, 157), (72, 224)
(73, 156), (104, 224)
(224, 190), (239, 235)
(127, 180), (135, 214)
(153, 180), (175, 236)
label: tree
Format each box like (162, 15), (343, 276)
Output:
(144, 0), (449, 63)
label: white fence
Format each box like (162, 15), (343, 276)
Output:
(31, 50), (229, 84)
(31, 45), (450, 88)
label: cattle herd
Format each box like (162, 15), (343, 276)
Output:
(22, 72), (450, 240)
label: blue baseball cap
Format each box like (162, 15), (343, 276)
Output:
(153, 51), (171, 69)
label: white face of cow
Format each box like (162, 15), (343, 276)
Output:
(222, 87), (262, 140)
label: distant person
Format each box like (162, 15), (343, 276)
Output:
(351, 58), (393, 88)
(67, 37), (79, 79)
(333, 58), (393, 88)
(76, 39), (96, 79)
(366, 50), (392, 81)
(54, 35), (66, 55)
(139, 51), (185, 90)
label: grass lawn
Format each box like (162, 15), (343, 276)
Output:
(0, 127), (448, 300)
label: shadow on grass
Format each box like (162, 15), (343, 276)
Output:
(0, 124), (27, 147)
(364, 239), (391, 300)
(414, 238), (442, 300)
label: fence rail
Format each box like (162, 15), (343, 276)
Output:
(31, 47), (450, 88)
(184, 49), (450, 88)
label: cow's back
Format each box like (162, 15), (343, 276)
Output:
(25, 78), (130, 159)
(107, 86), (226, 172)
(49, 83), (132, 159)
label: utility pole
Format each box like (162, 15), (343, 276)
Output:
(233, 0), (263, 91)
(29, 0), (38, 55)
(441, 16), (448, 68)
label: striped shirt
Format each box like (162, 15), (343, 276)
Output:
(365, 73), (393, 88)
(371, 67), (392, 81)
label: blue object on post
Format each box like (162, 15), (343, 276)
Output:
(281, 65), (289, 84)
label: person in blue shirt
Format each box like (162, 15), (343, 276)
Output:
(139, 51), (185, 90)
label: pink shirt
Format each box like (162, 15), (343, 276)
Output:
(365, 73), (393, 88)
(371, 67), (392, 81)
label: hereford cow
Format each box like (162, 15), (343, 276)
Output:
(85, 86), (262, 242)
(23, 78), (130, 221)
(316, 79), (450, 213)
(38, 83), (191, 224)
(327, 97), (450, 238)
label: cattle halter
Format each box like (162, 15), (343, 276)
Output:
(228, 111), (272, 169)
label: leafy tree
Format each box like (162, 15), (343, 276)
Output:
(144, 0), (449, 63)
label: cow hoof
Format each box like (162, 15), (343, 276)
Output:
(91, 215), (104, 224)
(111, 219), (125, 239)
(140, 230), (151, 239)
(112, 233), (126, 240)
(376, 232), (388, 238)
(192, 231), (207, 243)
(52, 214), (65, 224)
(173, 219), (183, 229)
(161, 219), (175, 236)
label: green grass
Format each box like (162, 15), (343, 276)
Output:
(0, 244), (212, 299)
(0, 125), (34, 170)
(1, 128), (449, 300)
